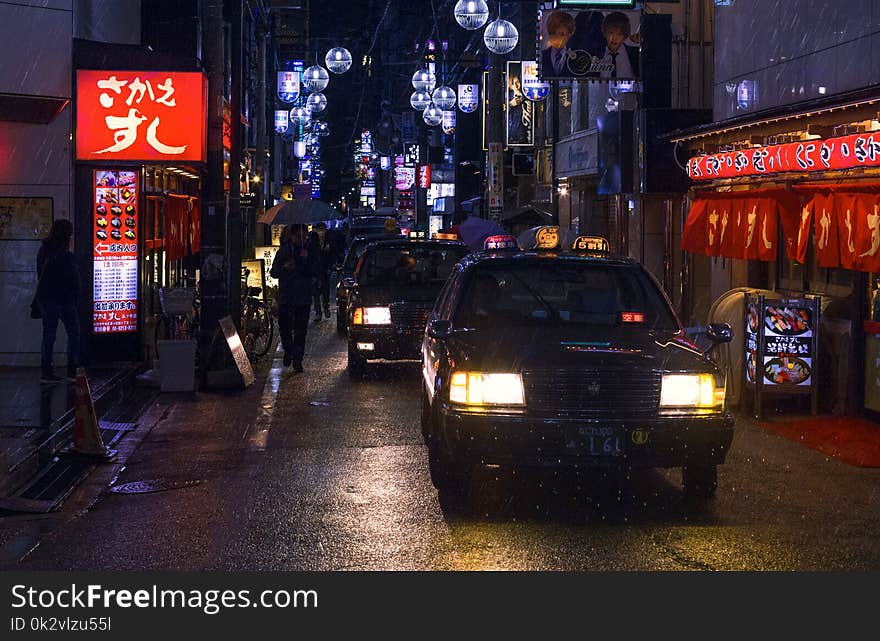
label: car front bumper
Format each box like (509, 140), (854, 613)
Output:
(437, 405), (734, 469)
(349, 326), (423, 361)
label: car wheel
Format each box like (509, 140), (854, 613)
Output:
(682, 464), (718, 500)
(347, 344), (367, 379)
(427, 445), (470, 499)
(420, 386), (432, 441)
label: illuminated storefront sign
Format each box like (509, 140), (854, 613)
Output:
(417, 164), (432, 189)
(521, 61), (549, 101)
(92, 169), (139, 334)
(395, 165), (415, 190)
(77, 70), (207, 162)
(274, 110), (290, 134)
(687, 132), (880, 181)
(458, 84), (479, 113)
(277, 70), (301, 103)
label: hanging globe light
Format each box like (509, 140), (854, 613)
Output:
(307, 92), (327, 113)
(315, 121), (330, 137)
(484, 15), (518, 55)
(325, 47), (352, 74)
(423, 103), (443, 127)
(410, 89), (432, 111)
(411, 68), (436, 93)
(302, 64), (329, 92)
(432, 85), (457, 111)
(290, 105), (311, 125)
(454, 0), (489, 30)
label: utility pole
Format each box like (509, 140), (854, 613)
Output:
(256, 19), (268, 226)
(485, 49), (503, 221)
(228, 0), (243, 328)
(199, 0), (229, 382)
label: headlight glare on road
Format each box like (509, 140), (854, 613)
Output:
(660, 373), (720, 408)
(352, 306), (392, 325)
(449, 371), (525, 406)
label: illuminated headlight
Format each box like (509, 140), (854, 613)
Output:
(449, 372), (525, 406)
(352, 306), (391, 325)
(660, 374), (724, 408)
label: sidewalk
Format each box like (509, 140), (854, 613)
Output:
(0, 364), (141, 499)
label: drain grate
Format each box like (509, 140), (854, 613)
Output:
(0, 458), (95, 513)
(110, 479), (202, 495)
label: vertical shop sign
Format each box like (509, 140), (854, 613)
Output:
(744, 294), (820, 418)
(488, 142), (503, 220)
(93, 169), (139, 334)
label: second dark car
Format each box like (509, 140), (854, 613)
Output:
(347, 238), (469, 377)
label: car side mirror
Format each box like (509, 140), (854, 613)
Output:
(341, 277), (356, 289)
(706, 322), (733, 344)
(427, 319), (453, 339)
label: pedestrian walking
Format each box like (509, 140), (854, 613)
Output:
(270, 224), (314, 373)
(34, 219), (81, 383)
(308, 222), (333, 322)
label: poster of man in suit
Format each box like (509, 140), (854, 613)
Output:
(506, 61), (534, 147)
(538, 8), (641, 81)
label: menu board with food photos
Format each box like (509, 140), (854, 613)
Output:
(744, 294), (819, 418)
(93, 169), (139, 334)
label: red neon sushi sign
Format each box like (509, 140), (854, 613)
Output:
(77, 70), (207, 163)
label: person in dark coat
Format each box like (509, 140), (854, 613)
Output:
(308, 222), (334, 321)
(270, 224), (315, 372)
(36, 219), (81, 383)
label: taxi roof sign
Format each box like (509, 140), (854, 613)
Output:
(572, 236), (610, 253)
(518, 225), (561, 252)
(483, 234), (518, 251)
(434, 232), (459, 241)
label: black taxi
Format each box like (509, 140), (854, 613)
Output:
(347, 237), (470, 377)
(336, 233), (395, 334)
(420, 228), (734, 501)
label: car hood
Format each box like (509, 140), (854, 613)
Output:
(353, 284), (444, 306)
(445, 326), (715, 373)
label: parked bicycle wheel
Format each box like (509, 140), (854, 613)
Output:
(243, 300), (273, 358)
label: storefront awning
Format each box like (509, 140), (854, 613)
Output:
(682, 184), (880, 272)
(681, 189), (801, 262)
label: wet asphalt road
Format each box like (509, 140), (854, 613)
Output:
(4, 310), (880, 571)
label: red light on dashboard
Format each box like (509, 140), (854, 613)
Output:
(620, 312), (645, 323)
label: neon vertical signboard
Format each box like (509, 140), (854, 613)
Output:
(92, 169), (139, 334)
(76, 71), (207, 163)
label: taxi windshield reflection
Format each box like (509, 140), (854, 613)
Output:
(455, 263), (678, 330)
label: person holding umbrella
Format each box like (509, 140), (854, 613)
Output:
(270, 224), (315, 372)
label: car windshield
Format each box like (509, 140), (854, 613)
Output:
(454, 261), (679, 331)
(357, 245), (467, 287)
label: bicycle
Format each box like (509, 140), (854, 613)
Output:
(240, 266), (274, 360)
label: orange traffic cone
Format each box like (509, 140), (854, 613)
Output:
(69, 367), (116, 461)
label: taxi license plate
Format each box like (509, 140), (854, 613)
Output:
(564, 426), (624, 456)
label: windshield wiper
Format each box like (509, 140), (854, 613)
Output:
(508, 272), (561, 322)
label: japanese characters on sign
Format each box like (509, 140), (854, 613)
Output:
(77, 70), (208, 162)
(274, 110), (290, 134)
(687, 132), (880, 181)
(745, 294), (820, 418)
(417, 165), (431, 189)
(255, 246), (279, 289)
(761, 303), (814, 387)
(277, 70), (301, 103)
(93, 169), (139, 334)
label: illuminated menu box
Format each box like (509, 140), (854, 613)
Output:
(93, 170), (139, 334)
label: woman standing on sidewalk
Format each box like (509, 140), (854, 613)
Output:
(36, 219), (81, 383)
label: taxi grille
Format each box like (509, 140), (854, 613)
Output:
(522, 368), (661, 418)
(390, 303), (432, 331)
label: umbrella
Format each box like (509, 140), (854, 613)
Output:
(456, 215), (504, 251)
(258, 199), (340, 225)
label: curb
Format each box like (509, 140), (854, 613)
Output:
(0, 364), (142, 498)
